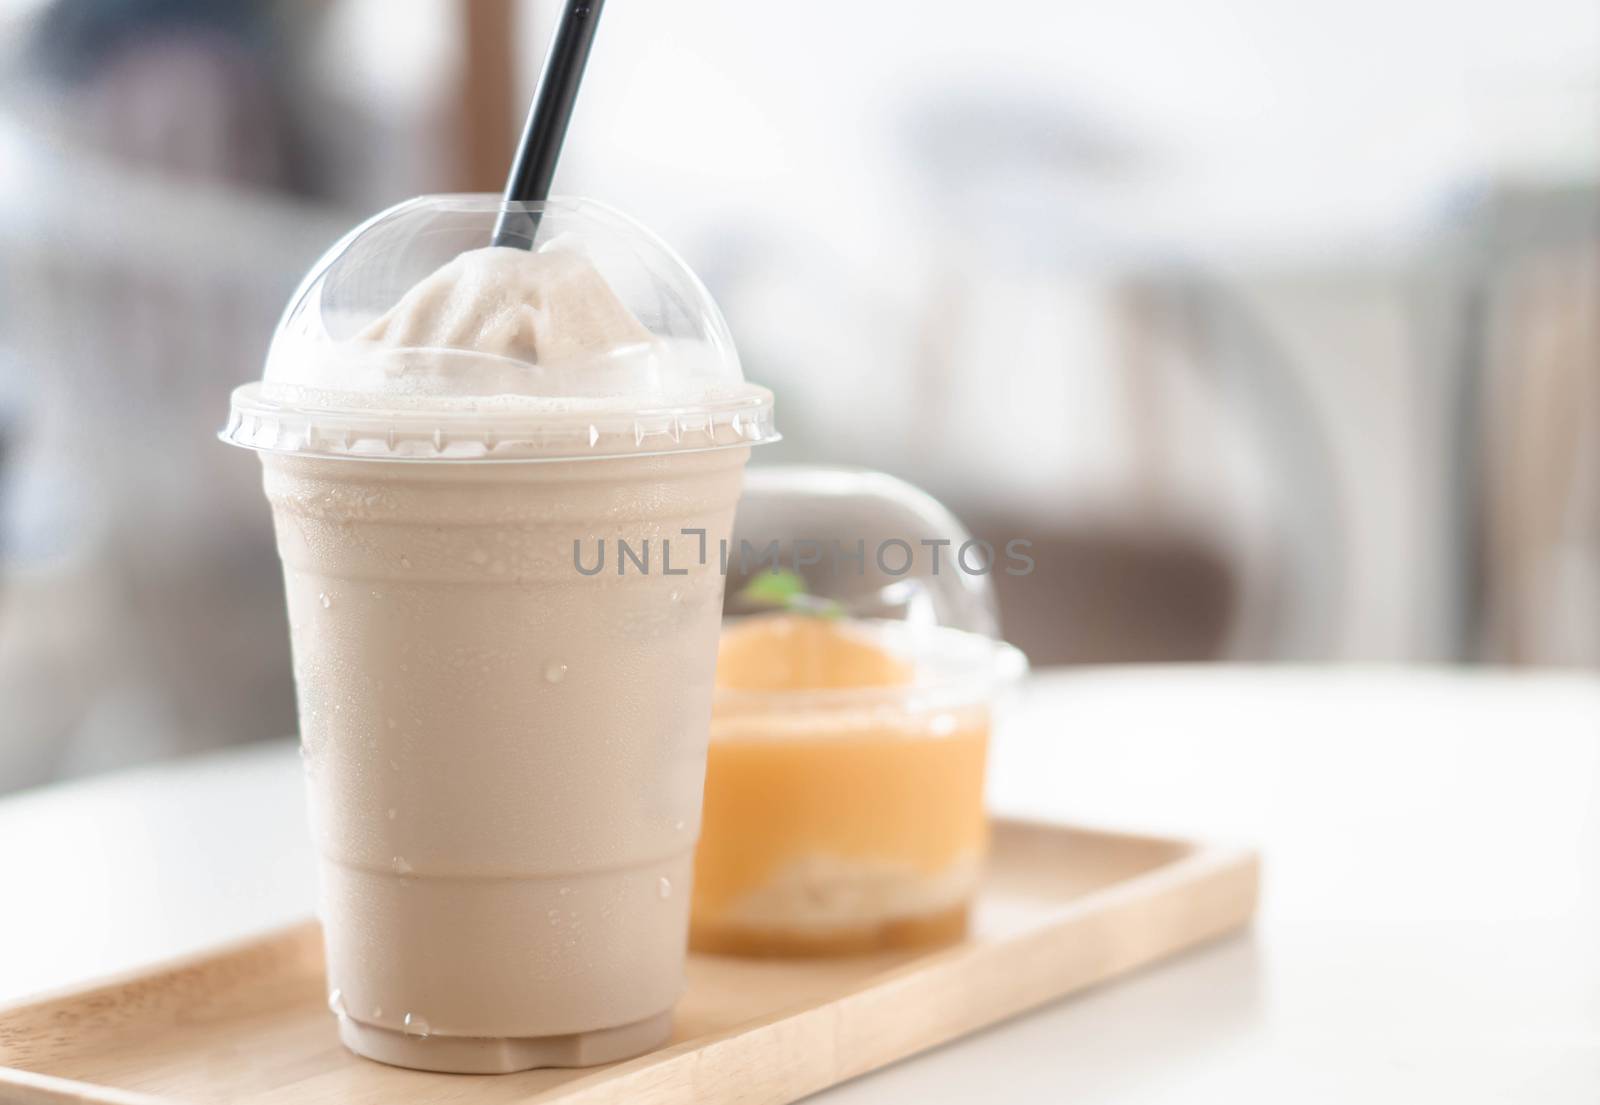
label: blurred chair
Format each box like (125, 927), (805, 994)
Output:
(891, 86), (1342, 665)
(962, 273), (1343, 666)
(1429, 183), (1600, 666)
(0, 122), (348, 790)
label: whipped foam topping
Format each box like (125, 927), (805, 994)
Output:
(261, 243), (737, 412)
(359, 245), (652, 365)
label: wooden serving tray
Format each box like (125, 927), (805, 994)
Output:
(0, 820), (1257, 1105)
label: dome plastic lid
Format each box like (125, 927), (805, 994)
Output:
(720, 467), (1028, 708)
(221, 196), (777, 462)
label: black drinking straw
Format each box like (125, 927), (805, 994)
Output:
(491, 0), (607, 248)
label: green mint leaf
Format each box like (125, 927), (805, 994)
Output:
(739, 568), (808, 607)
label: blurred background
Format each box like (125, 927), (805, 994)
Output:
(0, 0), (1595, 791)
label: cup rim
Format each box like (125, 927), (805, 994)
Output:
(220, 381), (777, 463)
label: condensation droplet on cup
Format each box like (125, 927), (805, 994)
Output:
(657, 877), (672, 900)
(402, 1013), (431, 1039)
(386, 808), (397, 821)
(399, 554), (412, 569)
(544, 662), (568, 684)
(558, 886), (572, 896)
(327, 988), (345, 1018)
(673, 820), (686, 833)
(392, 856), (413, 876)
(386, 718), (397, 730)
(319, 592), (332, 609)
(372, 1005), (384, 1020)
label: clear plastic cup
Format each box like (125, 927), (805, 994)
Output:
(691, 467), (1026, 956)
(222, 196), (776, 1071)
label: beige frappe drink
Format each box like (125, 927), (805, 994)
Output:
(223, 197), (776, 1073)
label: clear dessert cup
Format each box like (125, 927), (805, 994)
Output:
(690, 469), (1027, 956)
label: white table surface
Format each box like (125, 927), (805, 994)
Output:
(2, 667), (1598, 1103)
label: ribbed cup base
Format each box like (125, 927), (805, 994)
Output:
(338, 1010), (674, 1073)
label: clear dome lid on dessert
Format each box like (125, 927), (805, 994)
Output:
(221, 195), (777, 462)
(719, 467), (1027, 711)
